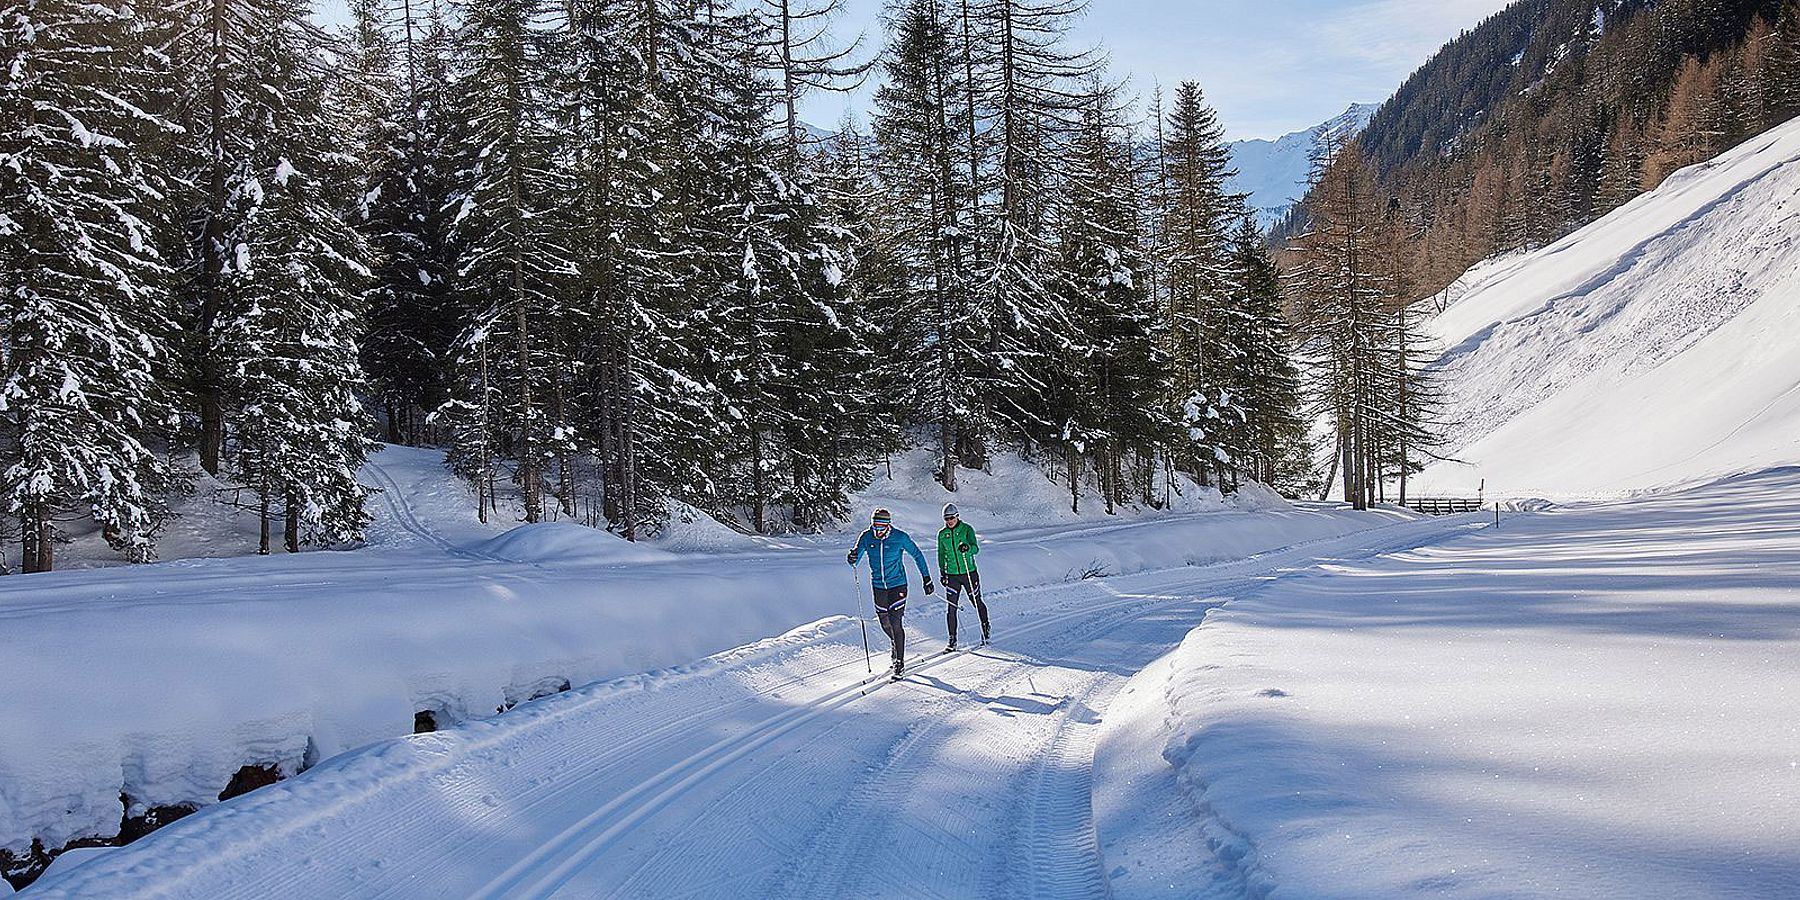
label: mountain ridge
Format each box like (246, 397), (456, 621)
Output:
(1226, 103), (1379, 230)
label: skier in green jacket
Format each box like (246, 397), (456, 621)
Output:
(937, 503), (989, 649)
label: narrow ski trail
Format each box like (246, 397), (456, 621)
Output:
(30, 514), (1479, 900)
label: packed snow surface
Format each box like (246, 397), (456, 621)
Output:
(0, 442), (1397, 884)
(22, 508), (1460, 898)
(1096, 469), (1800, 898)
(1416, 117), (1800, 499)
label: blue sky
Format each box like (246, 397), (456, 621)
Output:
(314, 0), (1511, 139)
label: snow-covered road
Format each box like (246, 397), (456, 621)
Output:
(27, 513), (1477, 898)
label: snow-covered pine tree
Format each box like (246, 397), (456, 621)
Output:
(1046, 83), (1168, 514)
(959, 0), (1099, 463)
(873, 0), (975, 491)
(709, 26), (794, 533)
(444, 0), (577, 525)
(560, 0), (653, 535)
(1225, 215), (1311, 494)
(816, 122), (918, 466)
(1157, 80), (1240, 486)
(561, 0), (769, 538)
(709, 29), (875, 532)
(213, 0), (376, 553)
(767, 166), (886, 530)
(0, 0), (179, 571)
(349, 0), (466, 447)
(160, 0), (281, 478)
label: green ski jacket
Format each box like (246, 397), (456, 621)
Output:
(937, 521), (980, 575)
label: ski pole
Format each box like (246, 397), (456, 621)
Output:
(959, 545), (978, 634)
(852, 560), (872, 673)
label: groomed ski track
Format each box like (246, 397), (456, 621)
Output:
(31, 513), (1481, 899)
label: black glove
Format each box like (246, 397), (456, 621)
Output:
(958, 543), (968, 554)
(924, 578), (936, 595)
(846, 550), (857, 565)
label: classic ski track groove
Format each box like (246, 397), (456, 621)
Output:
(469, 515), (1480, 899)
(213, 640), (873, 900)
(1008, 677), (1117, 900)
(474, 588), (1182, 899)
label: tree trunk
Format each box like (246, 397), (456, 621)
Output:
(1067, 451), (1080, 514)
(476, 340), (491, 524)
(198, 0), (231, 476)
(751, 422), (767, 533)
(284, 491), (300, 552)
(257, 491), (271, 556)
(20, 506), (52, 573)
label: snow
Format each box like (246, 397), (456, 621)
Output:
(25, 847), (113, 893)
(1226, 103), (1378, 231)
(0, 442), (1398, 881)
(20, 506), (1451, 898)
(1095, 470), (1800, 898)
(1414, 117), (1800, 500)
(470, 522), (677, 565)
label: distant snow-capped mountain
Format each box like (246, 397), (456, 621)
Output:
(1227, 103), (1379, 231)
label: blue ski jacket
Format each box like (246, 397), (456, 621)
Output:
(850, 528), (930, 590)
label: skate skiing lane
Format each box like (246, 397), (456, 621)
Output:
(31, 512), (1483, 899)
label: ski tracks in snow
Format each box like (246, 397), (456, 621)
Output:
(35, 513), (1482, 900)
(458, 515), (1481, 900)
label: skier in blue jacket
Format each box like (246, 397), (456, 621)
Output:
(847, 508), (934, 677)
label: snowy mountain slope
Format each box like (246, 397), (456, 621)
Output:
(1414, 116), (1800, 499)
(20, 511), (1467, 899)
(1096, 469), (1800, 898)
(0, 444), (1408, 888)
(1227, 103), (1378, 230)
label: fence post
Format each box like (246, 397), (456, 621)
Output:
(1494, 503), (1500, 529)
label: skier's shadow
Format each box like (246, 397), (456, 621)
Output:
(911, 673), (1065, 718)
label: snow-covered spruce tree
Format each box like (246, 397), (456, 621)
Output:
(560, 0), (655, 535)
(443, 0), (576, 525)
(1156, 80), (1240, 487)
(1225, 215), (1311, 495)
(957, 0), (1099, 464)
(709, 27), (793, 533)
(1044, 84), (1168, 514)
(561, 0), (774, 538)
(0, 0), (179, 571)
(708, 30), (875, 533)
(213, 2), (376, 553)
(816, 122), (917, 466)
(348, 0), (466, 446)
(160, 0), (275, 477)
(872, 0), (975, 490)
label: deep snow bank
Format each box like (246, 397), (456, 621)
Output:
(1095, 470), (1800, 898)
(0, 445), (1405, 880)
(1415, 117), (1800, 499)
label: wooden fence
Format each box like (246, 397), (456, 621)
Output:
(1403, 497), (1486, 516)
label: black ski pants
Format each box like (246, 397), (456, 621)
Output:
(874, 585), (907, 666)
(945, 571), (988, 642)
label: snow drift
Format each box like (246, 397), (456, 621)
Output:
(1095, 470), (1800, 898)
(1415, 116), (1800, 499)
